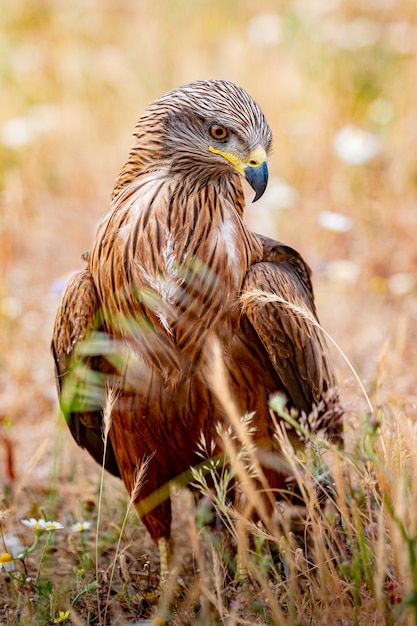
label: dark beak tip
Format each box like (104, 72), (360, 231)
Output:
(244, 161), (268, 203)
(252, 189), (263, 203)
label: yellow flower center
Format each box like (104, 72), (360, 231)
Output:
(0, 552), (13, 564)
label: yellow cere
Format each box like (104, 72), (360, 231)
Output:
(208, 144), (267, 175)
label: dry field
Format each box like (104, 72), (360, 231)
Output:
(1, 1), (417, 624)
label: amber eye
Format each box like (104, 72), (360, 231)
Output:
(209, 124), (228, 141)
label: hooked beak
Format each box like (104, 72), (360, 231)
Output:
(244, 160), (268, 202)
(208, 144), (269, 202)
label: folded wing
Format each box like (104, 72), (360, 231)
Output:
(51, 270), (120, 476)
(242, 235), (339, 422)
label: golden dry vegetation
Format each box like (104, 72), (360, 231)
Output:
(1, 1), (417, 624)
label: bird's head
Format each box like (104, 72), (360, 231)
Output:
(138, 80), (272, 202)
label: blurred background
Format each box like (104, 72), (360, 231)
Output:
(1, 0), (417, 489)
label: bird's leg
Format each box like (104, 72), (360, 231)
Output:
(158, 536), (171, 582)
(236, 523), (249, 581)
(131, 538), (171, 605)
(130, 496), (173, 603)
(234, 492), (251, 581)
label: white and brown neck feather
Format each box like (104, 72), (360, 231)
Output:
(90, 154), (262, 383)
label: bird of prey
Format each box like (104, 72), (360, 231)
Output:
(52, 80), (342, 578)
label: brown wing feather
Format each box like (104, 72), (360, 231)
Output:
(51, 270), (120, 476)
(241, 234), (337, 415)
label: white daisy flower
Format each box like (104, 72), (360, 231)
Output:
(0, 104), (60, 149)
(325, 259), (360, 284)
(0, 552), (15, 572)
(71, 521), (92, 533)
(2, 534), (24, 557)
(333, 125), (380, 165)
(21, 518), (47, 531)
(44, 521), (65, 531)
(317, 211), (353, 233)
(388, 272), (415, 296)
(21, 518), (64, 532)
(247, 13), (281, 46)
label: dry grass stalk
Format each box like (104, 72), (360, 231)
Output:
(241, 289), (374, 414)
(102, 447), (153, 623)
(207, 337), (275, 519)
(96, 383), (118, 625)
